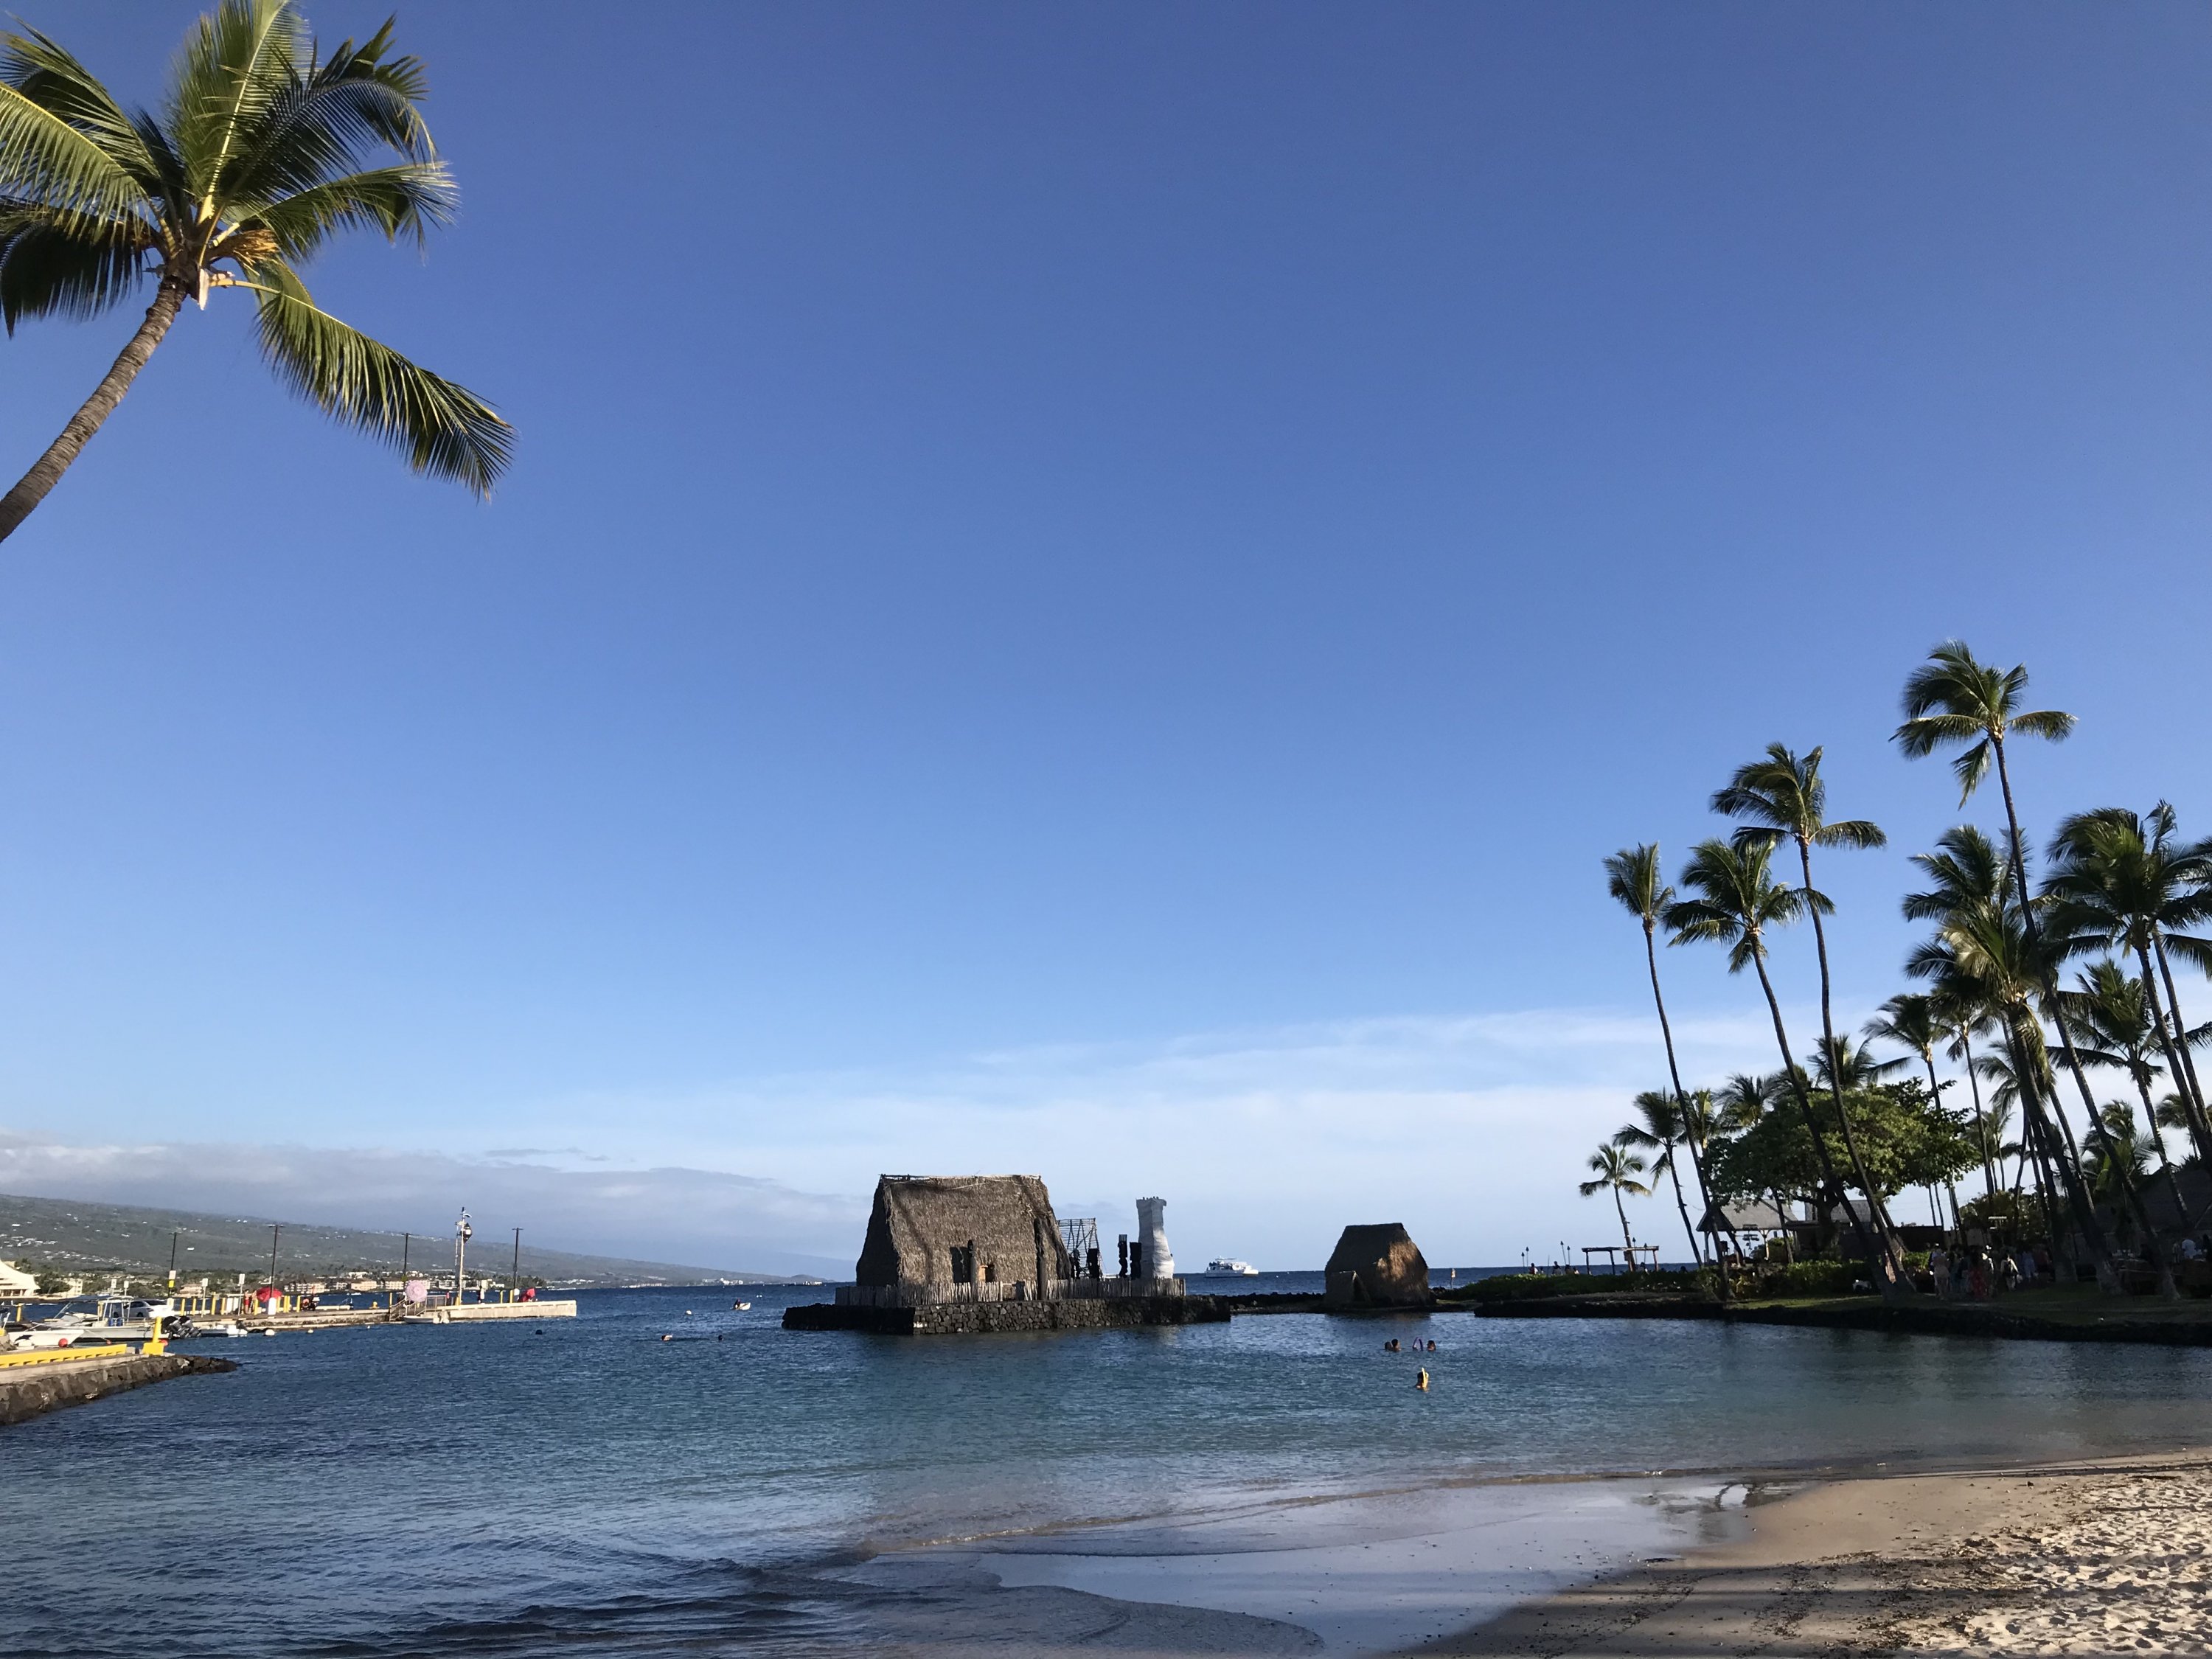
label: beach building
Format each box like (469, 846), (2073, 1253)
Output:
(0, 1260), (36, 1300)
(854, 1174), (1071, 1293)
(1322, 1223), (1432, 1309)
(787, 1175), (1229, 1335)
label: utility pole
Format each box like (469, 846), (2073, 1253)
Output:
(167, 1229), (180, 1289)
(510, 1227), (521, 1303)
(397, 1232), (411, 1310)
(268, 1223), (281, 1289)
(453, 1210), (472, 1305)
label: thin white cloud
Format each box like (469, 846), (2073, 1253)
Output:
(3, 1001), (1851, 1275)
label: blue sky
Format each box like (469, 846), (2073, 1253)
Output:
(2, 4), (2210, 1273)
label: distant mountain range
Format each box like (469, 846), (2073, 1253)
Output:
(0, 1191), (818, 1287)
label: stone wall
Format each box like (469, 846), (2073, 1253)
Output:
(0, 1352), (237, 1427)
(785, 1293), (1229, 1335)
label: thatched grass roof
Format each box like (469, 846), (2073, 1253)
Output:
(854, 1175), (1069, 1290)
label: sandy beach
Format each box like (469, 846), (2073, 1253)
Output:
(1415, 1451), (2212, 1658)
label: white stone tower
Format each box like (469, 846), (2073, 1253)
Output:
(1135, 1196), (1175, 1280)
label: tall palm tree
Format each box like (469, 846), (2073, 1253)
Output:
(1893, 647), (2168, 1295)
(2061, 961), (2188, 1220)
(1714, 1070), (1796, 1251)
(1663, 838), (1890, 1283)
(1579, 1143), (1649, 1270)
(1905, 889), (2137, 1293)
(1711, 745), (1902, 1278)
(1893, 643), (2074, 898)
(1604, 845), (1720, 1280)
(1614, 1090), (1701, 1267)
(1904, 827), (2011, 1200)
(1863, 992), (1969, 1228)
(2045, 807), (2212, 1166)
(0, 0), (507, 541)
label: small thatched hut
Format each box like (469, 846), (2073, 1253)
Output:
(1323, 1222), (1432, 1308)
(854, 1175), (1071, 1295)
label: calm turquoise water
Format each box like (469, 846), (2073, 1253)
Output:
(7, 1278), (2211, 1656)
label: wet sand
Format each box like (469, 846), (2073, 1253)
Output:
(1408, 1450), (2212, 1658)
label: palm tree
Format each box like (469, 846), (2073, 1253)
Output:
(1614, 1090), (1701, 1267)
(2061, 961), (2188, 1221)
(1863, 992), (1967, 1226)
(1579, 1143), (1649, 1270)
(1905, 888), (2137, 1293)
(1893, 643), (2075, 896)
(1711, 745), (1901, 1273)
(1894, 647), (2168, 1296)
(1903, 827), (2011, 1199)
(0, 0), (507, 541)
(1663, 838), (1890, 1282)
(2045, 807), (2212, 1167)
(1604, 845), (1719, 1278)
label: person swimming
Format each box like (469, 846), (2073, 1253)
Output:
(1414, 1368), (1429, 1391)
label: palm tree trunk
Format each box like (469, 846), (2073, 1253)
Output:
(1794, 835), (1906, 1293)
(0, 279), (188, 543)
(2047, 998), (2177, 1298)
(2148, 936), (2212, 1161)
(1660, 1147), (1700, 1268)
(2139, 1082), (2189, 1231)
(1956, 1026), (2000, 1200)
(1643, 924), (1716, 1276)
(2009, 1015), (2122, 1292)
(1749, 949), (1881, 1273)
(2019, 1081), (2070, 1275)
(1614, 1187), (1635, 1270)
(1987, 736), (2134, 1293)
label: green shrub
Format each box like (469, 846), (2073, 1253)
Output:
(1748, 1259), (1864, 1296)
(1447, 1269), (1712, 1304)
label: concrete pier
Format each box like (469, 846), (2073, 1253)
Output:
(0, 1349), (237, 1427)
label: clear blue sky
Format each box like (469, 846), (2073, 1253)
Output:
(1, 3), (2208, 1273)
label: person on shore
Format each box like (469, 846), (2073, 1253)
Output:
(1928, 1245), (1950, 1298)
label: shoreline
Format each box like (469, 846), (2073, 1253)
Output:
(1402, 1447), (2212, 1657)
(855, 1438), (2212, 1656)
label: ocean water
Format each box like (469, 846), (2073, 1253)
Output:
(8, 1276), (2211, 1657)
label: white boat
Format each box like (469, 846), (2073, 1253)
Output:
(1206, 1259), (1259, 1276)
(35, 1295), (173, 1342)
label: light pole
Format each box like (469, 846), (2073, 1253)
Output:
(268, 1223), (281, 1290)
(167, 1228), (180, 1290)
(453, 1210), (472, 1305)
(509, 1227), (521, 1304)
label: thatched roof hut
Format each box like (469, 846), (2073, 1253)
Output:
(854, 1175), (1071, 1295)
(1323, 1222), (1432, 1308)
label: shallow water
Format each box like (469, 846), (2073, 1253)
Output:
(8, 1279), (2210, 1656)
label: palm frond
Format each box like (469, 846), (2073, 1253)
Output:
(2011, 709), (2076, 742)
(1603, 844), (1669, 925)
(0, 198), (151, 330)
(1893, 710), (1983, 759)
(1813, 818), (1886, 851)
(246, 261), (509, 494)
(0, 76), (148, 220)
(235, 161), (453, 260)
(168, 0), (302, 209)
(0, 27), (163, 192)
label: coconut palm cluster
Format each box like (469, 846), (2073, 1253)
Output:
(1600, 641), (2211, 1303)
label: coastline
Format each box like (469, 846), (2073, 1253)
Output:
(1405, 1447), (2212, 1658)
(855, 1442), (2212, 1656)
